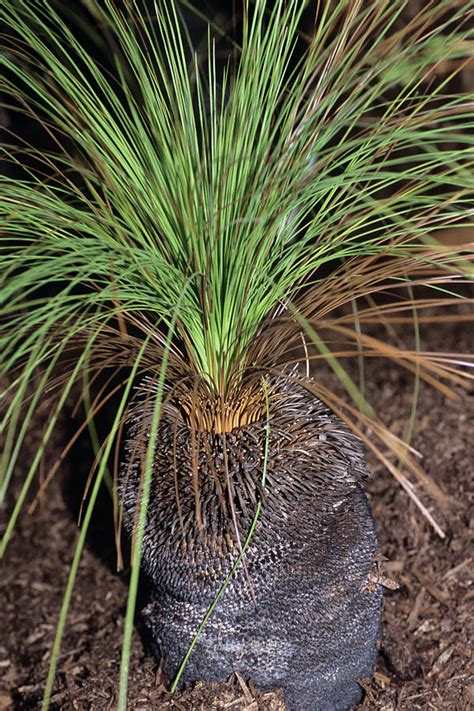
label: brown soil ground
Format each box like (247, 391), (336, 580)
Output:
(0, 318), (472, 711)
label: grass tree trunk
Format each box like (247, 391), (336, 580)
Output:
(121, 379), (382, 709)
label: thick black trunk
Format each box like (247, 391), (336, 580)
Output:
(121, 379), (382, 709)
(144, 487), (381, 710)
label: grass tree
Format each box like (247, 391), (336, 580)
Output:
(0, 1), (473, 709)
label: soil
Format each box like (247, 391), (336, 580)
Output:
(0, 317), (473, 711)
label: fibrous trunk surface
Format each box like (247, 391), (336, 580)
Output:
(120, 379), (382, 709)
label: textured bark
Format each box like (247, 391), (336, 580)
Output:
(121, 380), (382, 710)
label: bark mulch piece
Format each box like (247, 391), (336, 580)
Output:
(1, 319), (472, 710)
